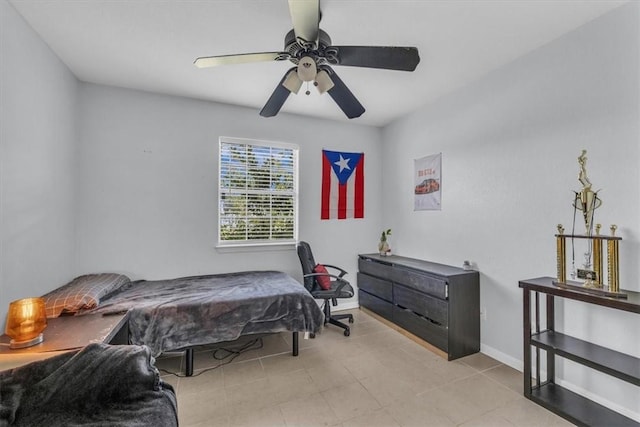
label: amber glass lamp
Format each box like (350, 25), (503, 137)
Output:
(5, 297), (47, 349)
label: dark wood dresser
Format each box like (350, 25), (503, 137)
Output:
(358, 254), (480, 360)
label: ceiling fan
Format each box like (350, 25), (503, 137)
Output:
(194, 0), (420, 119)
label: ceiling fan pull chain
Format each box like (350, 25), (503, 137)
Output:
(305, 82), (311, 96)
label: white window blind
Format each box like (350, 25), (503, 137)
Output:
(218, 137), (298, 245)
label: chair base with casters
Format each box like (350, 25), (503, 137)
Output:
(322, 299), (354, 336)
(297, 241), (355, 337)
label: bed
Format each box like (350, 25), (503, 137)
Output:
(42, 270), (325, 376)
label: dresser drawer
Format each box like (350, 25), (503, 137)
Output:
(358, 254), (479, 361)
(358, 257), (394, 281)
(357, 272), (392, 302)
(393, 306), (448, 352)
(393, 284), (448, 326)
(359, 290), (393, 321)
(391, 267), (447, 299)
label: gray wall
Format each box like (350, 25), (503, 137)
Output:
(382, 2), (639, 419)
(0, 0), (382, 325)
(75, 83), (383, 293)
(0, 1), (79, 322)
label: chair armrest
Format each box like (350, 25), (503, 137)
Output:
(332, 277), (349, 294)
(321, 264), (348, 278)
(302, 273), (350, 294)
(303, 272), (343, 281)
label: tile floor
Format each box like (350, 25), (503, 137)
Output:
(155, 309), (572, 427)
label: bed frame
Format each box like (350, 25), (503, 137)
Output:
(183, 331), (299, 376)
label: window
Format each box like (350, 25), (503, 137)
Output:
(218, 137), (298, 246)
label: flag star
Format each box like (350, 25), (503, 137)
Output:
(335, 155), (351, 172)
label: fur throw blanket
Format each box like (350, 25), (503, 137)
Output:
(0, 343), (177, 426)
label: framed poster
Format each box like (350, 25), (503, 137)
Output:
(414, 153), (441, 211)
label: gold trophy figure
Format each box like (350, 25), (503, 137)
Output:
(572, 150), (601, 287)
(574, 150), (602, 234)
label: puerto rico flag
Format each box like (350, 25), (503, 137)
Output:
(321, 150), (364, 220)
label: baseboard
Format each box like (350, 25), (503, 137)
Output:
(333, 301), (360, 311)
(479, 343), (523, 372)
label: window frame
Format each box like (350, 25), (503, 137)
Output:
(217, 136), (299, 248)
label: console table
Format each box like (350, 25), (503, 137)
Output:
(358, 254), (480, 360)
(0, 313), (129, 370)
(520, 277), (639, 426)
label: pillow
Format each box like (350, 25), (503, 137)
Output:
(313, 264), (331, 290)
(42, 273), (130, 318)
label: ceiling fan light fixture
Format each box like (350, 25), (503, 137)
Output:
(282, 69), (303, 93)
(297, 56), (317, 82)
(196, 0), (420, 119)
(314, 69), (334, 94)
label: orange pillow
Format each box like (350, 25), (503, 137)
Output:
(313, 264), (331, 290)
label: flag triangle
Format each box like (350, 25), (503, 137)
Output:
(323, 150), (362, 185)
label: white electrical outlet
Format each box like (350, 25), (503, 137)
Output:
(480, 307), (487, 321)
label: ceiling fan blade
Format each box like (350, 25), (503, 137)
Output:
(321, 66), (365, 119)
(288, 0), (320, 47)
(194, 52), (287, 68)
(260, 68), (298, 118)
(332, 46), (420, 71)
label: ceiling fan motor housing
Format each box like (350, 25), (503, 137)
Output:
(284, 29), (333, 66)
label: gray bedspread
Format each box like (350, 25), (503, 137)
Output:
(84, 271), (324, 356)
(0, 343), (177, 426)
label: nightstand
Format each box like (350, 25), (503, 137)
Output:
(0, 312), (129, 370)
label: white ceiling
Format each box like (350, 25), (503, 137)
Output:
(10, 0), (627, 127)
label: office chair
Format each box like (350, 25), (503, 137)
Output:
(297, 241), (354, 336)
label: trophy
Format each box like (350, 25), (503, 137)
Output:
(554, 150), (625, 298)
(573, 150), (601, 286)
